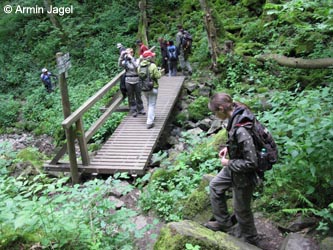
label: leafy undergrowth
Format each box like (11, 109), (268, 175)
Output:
(0, 164), (144, 250)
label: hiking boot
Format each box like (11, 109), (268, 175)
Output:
(132, 112), (137, 117)
(147, 123), (154, 129)
(203, 221), (232, 232)
(246, 234), (270, 250)
(138, 111), (146, 115)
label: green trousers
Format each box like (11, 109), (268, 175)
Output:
(209, 166), (258, 240)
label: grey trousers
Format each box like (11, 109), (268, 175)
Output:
(209, 167), (258, 240)
(125, 82), (144, 113)
(178, 50), (192, 74)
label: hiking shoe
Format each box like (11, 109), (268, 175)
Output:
(138, 111), (146, 115)
(246, 234), (270, 250)
(132, 112), (137, 117)
(203, 221), (232, 232)
(147, 123), (154, 129)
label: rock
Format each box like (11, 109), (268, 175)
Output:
(182, 174), (213, 224)
(287, 215), (318, 232)
(207, 119), (222, 134)
(279, 233), (319, 250)
(135, 215), (165, 250)
(119, 188), (141, 210)
(167, 136), (179, 146)
(198, 85), (211, 97)
(154, 220), (261, 250)
(184, 82), (197, 93)
(187, 127), (204, 137)
(170, 127), (182, 137)
(134, 215), (148, 230)
(253, 212), (284, 250)
(174, 142), (185, 152)
(179, 100), (189, 110)
(0, 133), (55, 156)
(110, 181), (133, 197)
(109, 196), (125, 209)
(196, 118), (211, 131)
(184, 121), (197, 129)
(320, 236), (333, 250)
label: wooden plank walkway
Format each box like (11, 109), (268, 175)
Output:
(45, 76), (185, 176)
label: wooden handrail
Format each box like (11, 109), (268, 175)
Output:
(49, 70), (126, 180)
(85, 93), (124, 141)
(62, 70), (125, 129)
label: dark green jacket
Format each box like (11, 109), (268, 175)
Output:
(227, 106), (258, 187)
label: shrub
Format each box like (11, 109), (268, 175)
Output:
(187, 96), (209, 122)
(0, 95), (20, 128)
(0, 174), (143, 250)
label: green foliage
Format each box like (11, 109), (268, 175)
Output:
(0, 0), (139, 145)
(0, 142), (18, 175)
(0, 174), (143, 250)
(186, 243), (201, 250)
(254, 86), (333, 231)
(0, 95), (20, 128)
(16, 147), (45, 170)
(314, 202), (333, 234)
(187, 96), (209, 122)
(138, 130), (226, 221)
(1, 0), (333, 244)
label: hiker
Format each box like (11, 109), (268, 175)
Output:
(136, 40), (148, 56)
(204, 93), (267, 249)
(167, 40), (178, 77)
(175, 24), (192, 76)
(138, 50), (161, 129)
(158, 37), (169, 74)
(119, 48), (145, 117)
(40, 68), (57, 93)
(117, 43), (126, 55)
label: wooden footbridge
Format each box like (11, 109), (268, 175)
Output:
(44, 70), (185, 183)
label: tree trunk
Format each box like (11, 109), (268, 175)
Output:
(257, 54), (333, 69)
(138, 0), (148, 46)
(44, 0), (63, 30)
(199, 0), (221, 72)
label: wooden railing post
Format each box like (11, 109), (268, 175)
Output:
(76, 118), (89, 165)
(56, 52), (79, 184)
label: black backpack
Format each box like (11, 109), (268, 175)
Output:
(119, 74), (127, 98)
(138, 63), (153, 92)
(235, 118), (278, 177)
(181, 30), (192, 51)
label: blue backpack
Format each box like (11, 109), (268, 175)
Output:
(167, 45), (178, 61)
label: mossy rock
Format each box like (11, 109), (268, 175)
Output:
(257, 87), (269, 94)
(151, 168), (178, 182)
(154, 220), (261, 250)
(16, 148), (43, 167)
(181, 174), (213, 224)
(183, 130), (227, 171)
(235, 42), (264, 56)
(211, 129), (228, 149)
(320, 237), (333, 250)
(188, 96), (210, 122)
(174, 110), (189, 126)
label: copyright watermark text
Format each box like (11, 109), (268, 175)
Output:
(3, 4), (73, 16)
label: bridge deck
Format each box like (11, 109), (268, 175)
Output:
(45, 76), (185, 176)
